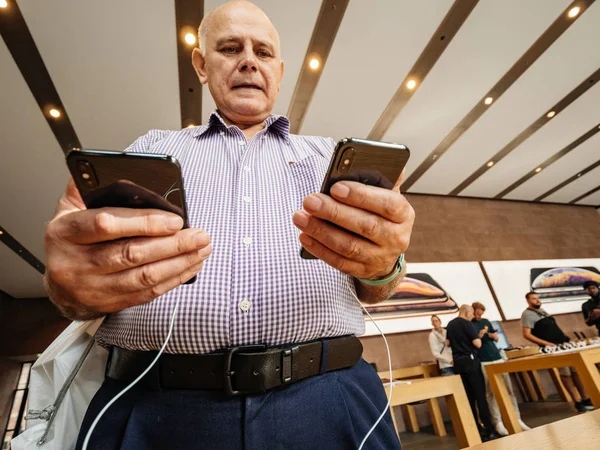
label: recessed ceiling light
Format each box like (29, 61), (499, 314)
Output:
(187, 124), (195, 128)
(0, 230), (4, 235)
(535, 167), (542, 173)
(184, 33), (196, 45)
(568, 6), (580, 18)
(484, 97), (493, 105)
(546, 110), (556, 118)
(0, 0), (8, 8)
(406, 79), (417, 90)
(487, 161), (494, 167)
(309, 58), (320, 70)
(432, 154), (438, 160)
(49, 108), (61, 118)
(577, 173), (583, 177)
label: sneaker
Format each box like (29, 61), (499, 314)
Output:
(481, 430), (500, 442)
(495, 423), (509, 436)
(583, 398), (595, 409)
(518, 419), (531, 431)
(575, 401), (595, 412)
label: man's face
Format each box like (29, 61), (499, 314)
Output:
(474, 308), (484, 321)
(193, 3), (284, 125)
(527, 294), (542, 309)
(586, 285), (599, 297)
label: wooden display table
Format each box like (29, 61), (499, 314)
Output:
(470, 408), (600, 449)
(384, 376), (482, 448)
(378, 364), (446, 437)
(485, 346), (600, 435)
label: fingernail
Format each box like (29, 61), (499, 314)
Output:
(167, 216), (184, 230)
(194, 232), (207, 247)
(293, 211), (310, 228)
(331, 183), (349, 198)
(304, 195), (323, 212)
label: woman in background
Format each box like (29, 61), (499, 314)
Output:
(429, 315), (454, 375)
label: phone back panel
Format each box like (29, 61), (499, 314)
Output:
(66, 149), (189, 223)
(321, 138), (410, 194)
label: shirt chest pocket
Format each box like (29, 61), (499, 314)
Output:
(287, 154), (329, 213)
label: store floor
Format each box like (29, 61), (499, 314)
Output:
(398, 396), (582, 449)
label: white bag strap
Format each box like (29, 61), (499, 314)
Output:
(26, 329), (99, 446)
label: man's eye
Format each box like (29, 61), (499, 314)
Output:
(222, 47), (237, 54)
(257, 50), (271, 58)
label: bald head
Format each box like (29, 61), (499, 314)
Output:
(458, 304), (474, 320)
(198, 1), (280, 57)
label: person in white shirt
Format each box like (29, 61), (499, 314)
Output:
(429, 315), (454, 376)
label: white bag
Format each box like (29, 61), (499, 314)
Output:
(11, 318), (108, 450)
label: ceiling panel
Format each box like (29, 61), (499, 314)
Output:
(0, 244), (45, 298)
(384, 0), (570, 184)
(505, 128), (600, 201)
(410, 0), (598, 194)
(18, 0), (181, 151)
(576, 189), (600, 206)
(463, 81), (600, 198)
(544, 165), (600, 203)
(301, 0), (453, 140)
(0, 39), (68, 261)
(201, 0), (322, 123)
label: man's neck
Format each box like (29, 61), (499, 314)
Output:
(219, 110), (266, 141)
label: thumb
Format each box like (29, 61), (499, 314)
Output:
(54, 177), (86, 218)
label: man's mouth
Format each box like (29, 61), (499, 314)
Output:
(233, 84), (262, 91)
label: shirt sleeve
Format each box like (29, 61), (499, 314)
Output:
(123, 129), (172, 153)
(429, 332), (452, 365)
(466, 321), (479, 340)
(487, 319), (497, 334)
(521, 311), (536, 329)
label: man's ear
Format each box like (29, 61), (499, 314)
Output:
(192, 48), (208, 85)
(278, 59), (285, 92)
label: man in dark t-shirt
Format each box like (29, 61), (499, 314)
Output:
(472, 302), (529, 435)
(447, 305), (499, 442)
(582, 281), (600, 335)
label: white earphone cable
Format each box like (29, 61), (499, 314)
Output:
(346, 278), (394, 450)
(82, 297), (181, 450)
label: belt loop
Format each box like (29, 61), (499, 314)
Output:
(319, 340), (329, 375)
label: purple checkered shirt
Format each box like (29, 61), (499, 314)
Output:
(95, 111), (365, 354)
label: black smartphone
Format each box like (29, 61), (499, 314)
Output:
(66, 149), (197, 284)
(300, 137), (410, 259)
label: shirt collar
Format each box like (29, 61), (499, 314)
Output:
(192, 110), (291, 142)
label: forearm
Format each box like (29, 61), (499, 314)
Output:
(354, 260), (406, 304)
(524, 332), (554, 347)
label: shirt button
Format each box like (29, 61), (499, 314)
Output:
(239, 299), (251, 312)
(244, 166), (251, 173)
(219, 131), (225, 136)
(238, 140), (246, 146)
(243, 237), (253, 246)
(242, 196), (251, 203)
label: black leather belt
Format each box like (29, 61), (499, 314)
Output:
(106, 335), (362, 396)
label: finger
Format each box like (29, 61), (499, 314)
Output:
(53, 207), (185, 244)
(293, 210), (378, 261)
(96, 260), (207, 313)
(328, 181), (414, 223)
(88, 228), (211, 273)
(395, 168), (406, 191)
(300, 194), (390, 244)
(106, 244), (212, 294)
(298, 233), (366, 278)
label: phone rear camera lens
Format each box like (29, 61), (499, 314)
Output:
(82, 173), (90, 180)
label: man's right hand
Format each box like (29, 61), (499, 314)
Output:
(478, 328), (487, 338)
(44, 178), (212, 320)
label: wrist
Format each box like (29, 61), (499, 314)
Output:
(358, 254), (405, 286)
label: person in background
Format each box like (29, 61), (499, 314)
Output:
(429, 315), (454, 376)
(446, 305), (500, 442)
(471, 302), (530, 435)
(521, 292), (594, 413)
(582, 281), (600, 336)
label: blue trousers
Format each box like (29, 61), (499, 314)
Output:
(75, 358), (401, 449)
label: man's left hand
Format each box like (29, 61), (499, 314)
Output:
(292, 173), (415, 281)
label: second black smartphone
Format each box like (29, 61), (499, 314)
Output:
(66, 149), (197, 283)
(300, 137), (410, 259)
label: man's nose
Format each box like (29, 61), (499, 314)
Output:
(239, 49), (258, 72)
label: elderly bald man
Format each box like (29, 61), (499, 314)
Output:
(446, 305), (499, 442)
(44, 1), (413, 448)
